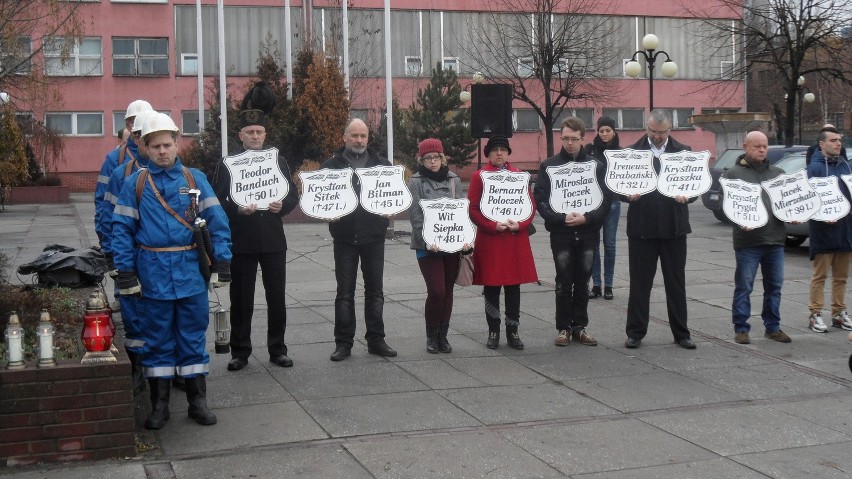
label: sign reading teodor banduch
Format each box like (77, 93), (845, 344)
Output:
(298, 168), (358, 220)
(761, 170), (820, 223)
(222, 147), (289, 209)
(355, 165), (413, 216)
(420, 198), (477, 253)
(719, 178), (769, 229)
(603, 148), (658, 196)
(479, 171), (534, 223)
(546, 161), (603, 215)
(656, 150), (712, 199)
(809, 176), (850, 222)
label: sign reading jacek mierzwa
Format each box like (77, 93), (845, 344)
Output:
(222, 147), (288, 209)
(761, 169), (820, 222)
(298, 168), (358, 220)
(657, 151), (712, 199)
(479, 171), (533, 223)
(546, 161), (603, 215)
(355, 165), (413, 216)
(603, 148), (658, 196)
(420, 198), (476, 253)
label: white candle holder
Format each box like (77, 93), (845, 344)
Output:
(5, 311), (25, 370)
(37, 309), (57, 368)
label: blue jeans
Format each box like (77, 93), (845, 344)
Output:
(732, 245), (784, 333)
(591, 201), (620, 287)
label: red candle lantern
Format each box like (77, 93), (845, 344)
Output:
(80, 291), (116, 364)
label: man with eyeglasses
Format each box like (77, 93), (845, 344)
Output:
(623, 109), (696, 350)
(534, 117), (612, 348)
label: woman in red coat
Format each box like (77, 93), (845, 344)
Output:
(468, 135), (538, 349)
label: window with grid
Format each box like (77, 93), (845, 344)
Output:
(1, 36), (32, 75)
(513, 110), (540, 132)
(663, 108), (694, 129)
(113, 38), (169, 76)
(181, 110), (210, 136)
(44, 37), (102, 76)
(602, 109), (645, 130)
(552, 109), (595, 131)
(46, 112), (103, 136)
(404, 56), (422, 77)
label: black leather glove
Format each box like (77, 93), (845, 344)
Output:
(209, 261), (231, 288)
(104, 252), (118, 278)
(116, 271), (142, 297)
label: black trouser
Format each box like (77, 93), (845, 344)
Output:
(626, 236), (690, 341)
(229, 250), (288, 359)
(550, 234), (595, 332)
(333, 239), (386, 348)
(484, 285), (520, 331)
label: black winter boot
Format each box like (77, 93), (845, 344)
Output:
(144, 378), (171, 430)
(506, 325), (525, 350)
(172, 376), (186, 391)
(125, 348), (146, 396)
(437, 321), (452, 353)
(426, 324), (439, 354)
(185, 376), (217, 426)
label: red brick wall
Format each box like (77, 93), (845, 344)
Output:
(57, 173), (98, 193)
(0, 360), (136, 467)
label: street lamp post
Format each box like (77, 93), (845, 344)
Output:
(624, 34), (678, 112)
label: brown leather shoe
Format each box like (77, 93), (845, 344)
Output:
(572, 329), (598, 346)
(554, 330), (570, 346)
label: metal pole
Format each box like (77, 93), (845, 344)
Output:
(342, 0), (350, 96)
(217, 0), (227, 158)
(285, 0), (293, 99)
(195, 0), (204, 133)
(384, 0), (392, 164)
(647, 52), (655, 112)
(797, 90), (803, 144)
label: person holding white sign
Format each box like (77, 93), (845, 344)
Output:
(408, 138), (471, 354)
(624, 109), (696, 350)
(213, 82), (300, 371)
(806, 126), (852, 333)
(467, 135), (538, 350)
(323, 119), (397, 361)
(722, 131), (792, 344)
(585, 115), (621, 300)
(534, 117), (612, 347)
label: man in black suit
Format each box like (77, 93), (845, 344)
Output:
(624, 109), (696, 350)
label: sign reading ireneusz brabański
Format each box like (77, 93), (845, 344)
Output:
(298, 168), (358, 220)
(223, 147), (288, 209)
(809, 176), (851, 222)
(603, 149), (658, 196)
(719, 178), (769, 229)
(657, 151), (712, 198)
(420, 198), (476, 253)
(760, 169), (820, 222)
(479, 171), (533, 222)
(546, 161), (603, 215)
(355, 165), (413, 216)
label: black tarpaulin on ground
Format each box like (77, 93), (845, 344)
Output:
(17, 244), (107, 287)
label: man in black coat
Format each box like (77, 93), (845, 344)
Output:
(624, 109), (696, 350)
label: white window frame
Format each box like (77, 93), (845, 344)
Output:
(442, 57), (459, 74)
(181, 110), (210, 136)
(663, 108), (695, 130)
(3, 36), (33, 75)
(602, 108), (646, 130)
(517, 57), (534, 77)
(720, 60), (735, 80)
(513, 109), (541, 132)
(44, 37), (102, 76)
(181, 53), (198, 76)
(112, 37), (169, 76)
(404, 56), (422, 77)
(552, 108), (595, 131)
(46, 112), (104, 136)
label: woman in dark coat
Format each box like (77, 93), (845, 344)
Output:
(467, 135), (538, 349)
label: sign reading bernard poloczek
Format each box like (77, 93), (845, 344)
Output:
(719, 178), (768, 229)
(603, 148), (657, 196)
(760, 169), (820, 222)
(298, 168), (358, 220)
(479, 171), (534, 223)
(222, 147), (288, 209)
(546, 161), (602, 215)
(809, 176), (850, 222)
(355, 165), (413, 216)
(420, 198), (476, 253)
(657, 151), (712, 198)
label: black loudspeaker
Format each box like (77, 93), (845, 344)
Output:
(471, 84), (513, 138)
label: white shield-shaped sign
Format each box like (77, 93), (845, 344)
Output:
(420, 198), (477, 253)
(809, 176), (850, 222)
(760, 169), (820, 222)
(657, 150), (712, 198)
(603, 148), (658, 196)
(298, 168), (358, 220)
(479, 171), (534, 222)
(355, 165), (413, 216)
(222, 147), (289, 209)
(720, 178), (769, 229)
(546, 161), (603, 215)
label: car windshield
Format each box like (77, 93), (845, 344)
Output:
(775, 154), (806, 173)
(712, 149), (744, 170)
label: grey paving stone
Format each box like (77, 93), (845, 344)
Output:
(682, 362), (849, 400)
(731, 440), (852, 478)
(565, 370), (741, 413)
(642, 404), (850, 456)
(572, 457), (767, 479)
(796, 357), (852, 380)
(301, 390), (481, 437)
(206, 369), (293, 408)
(624, 340), (771, 372)
(272, 361), (427, 400)
(155, 401), (327, 456)
(443, 356), (549, 386)
(513, 347), (661, 381)
(284, 321), (335, 345)
(439, 383), (617, 425)
(500, 419), (718, 476)
(0, 462), (146, 479)
(171, 445), (373, 479)
(344, 431), (561, 478)
(383, 334), (500, 361)
(395, 359), (487, 389)
(770, 395), (852, 436)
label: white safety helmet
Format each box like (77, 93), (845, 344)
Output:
(141, 112), (179, 139)
(131, 109), (155, 134)
(125, 99), (153, 120)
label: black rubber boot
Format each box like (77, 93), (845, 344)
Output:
(437, 321), (452, 353)
(125, 348), (146, 397)
(172, 376), (186, 391)
(426, 325), (439, 354)
(506, 325), (525, 350)
(185, 376), (217, 426)
(144, 378), (171, 430)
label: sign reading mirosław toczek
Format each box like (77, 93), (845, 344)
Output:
(760, 169), (820, 222)
(809, 176), (851, 222)
(298, 168), (358, 220)
(603, 148), (658, 196)
(355, 165), (413, 216)
(420, 198), (476, 253)
(656, 150), (712, 198)
(719, 178), (769, 229)
(479, 171), (534, 222)
(222, 147), (288, 209)
(546, 161), (603, 214)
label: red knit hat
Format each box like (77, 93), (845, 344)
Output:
(418, 138), (444, 157)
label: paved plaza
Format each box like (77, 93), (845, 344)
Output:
(1, 192), (851, 478)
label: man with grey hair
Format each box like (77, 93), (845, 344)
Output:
(624, 109), (696, 350)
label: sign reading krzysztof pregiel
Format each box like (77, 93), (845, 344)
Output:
(760, 170), (820, 222)
(719, 178), (769, 229)
(478, 171), (534, 223)
(546, 161), (603, 215)
(603, 148), (658, 196)
(355, 165), (413, 216)
(222, 147), (289, 209)
(420, 198), (476, 253)
(656, 151), (712, 198)
(809, 176), (850, 222)
(298, 168), (358, 220)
